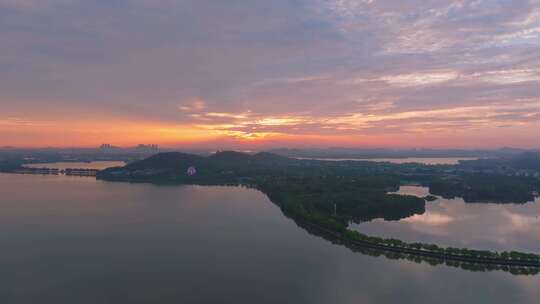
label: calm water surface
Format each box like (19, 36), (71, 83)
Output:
(296, 157), (478, 165)
(1, 174), (539, 303)
(24, 161), (125, 170)
(354, 186), (540, 253)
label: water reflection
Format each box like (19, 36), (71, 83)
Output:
(294, 218), (540, 276)
(2, 174), (540, 303)
(354, 186), (540, 253)
(24, 161), (125, 170)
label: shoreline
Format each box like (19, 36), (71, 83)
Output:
(96, 174), (540, 269)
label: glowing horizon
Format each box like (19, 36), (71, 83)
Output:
(2, 1), (540, 149)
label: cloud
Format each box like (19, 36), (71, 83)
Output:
(470, 68), (540, 84)
(178, 98), (208, 112)
(403, 212), (455, 226)
(1, 0), (540, 147)
(0, 117), (54, 127)
(379, 71), (461, 87)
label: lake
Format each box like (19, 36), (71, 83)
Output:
(295, 157), (478, 165)
(24, 161), (126, 170)
(1, 173), (539, 303)
(354, 186), (540, 253)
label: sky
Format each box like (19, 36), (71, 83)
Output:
(1, 0), (540, 149)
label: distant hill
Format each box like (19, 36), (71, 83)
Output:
(251, 152), (291, 162)
(122, 151), (290, 171)
(208, 151), (252, 162)
(266, 148), (537, 159)
(126, 152), (205, 170)
(458, 152), (540, 171)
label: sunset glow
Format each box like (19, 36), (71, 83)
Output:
(1, 0), (540, 148)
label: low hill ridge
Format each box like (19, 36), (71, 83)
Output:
(126, 152), (205, 170)
(122, 151), (288, 171)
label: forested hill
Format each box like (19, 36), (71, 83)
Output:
(125, 152), (205, 170)
(98, 151), (423, 223)
(120, 151), (292, 171)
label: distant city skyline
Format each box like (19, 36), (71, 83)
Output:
(1, 0), (540, 148)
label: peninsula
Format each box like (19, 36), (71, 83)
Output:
(96, 151), (540, 271)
